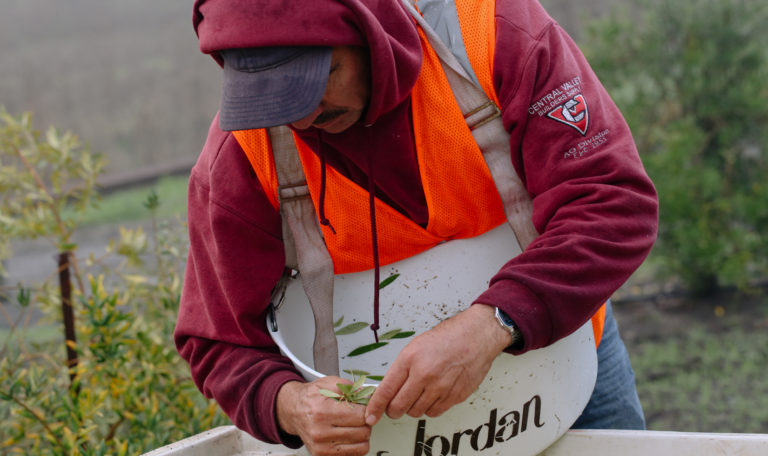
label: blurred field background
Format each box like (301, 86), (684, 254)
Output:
(0, 0), (614, 178)
(1, 0), (614, 179)
(1, 0), (766, 453)
(0, 0), (220, 176)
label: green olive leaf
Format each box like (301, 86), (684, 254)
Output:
(337, 383), (354, 396)
(348, 342), (388, 357)
(335, 322), (370, 335)
(353, 386), (376, 398)
(378, 329), (402, 340)
(355, 375), (371, 390)
(343, 369), (370, 377)
(318, 389), (342, 399)
(378, 273), (400, 289)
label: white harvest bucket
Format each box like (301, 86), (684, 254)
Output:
(268, 223), (598, 456)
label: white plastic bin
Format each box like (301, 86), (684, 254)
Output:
(144, 426), (768, 456)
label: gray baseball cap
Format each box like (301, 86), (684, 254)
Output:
(218, 46), (332, 131)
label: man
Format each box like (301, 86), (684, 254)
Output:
(175, 1), (658, 455)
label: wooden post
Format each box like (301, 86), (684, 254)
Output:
(58, 251), (79, 394)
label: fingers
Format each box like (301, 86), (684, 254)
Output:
(425, 378), (468, 417)
(367, 307), (505, 424)
(303, 401), (371, 455)
(366, 354), (458, 422)
(365, 364), (407, 425)
(303, 421), (367, 443)
(384, 367), (459, 419)
(316, 442), (370, 456)
(307, 433), (370, 456)
(304, 402), (370, 456)
(400, 383), (435, 417)
(282, 377), (373, 456)
(405, 375), (455, 417)
(384, 380), (425, 419)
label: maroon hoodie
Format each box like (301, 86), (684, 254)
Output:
(176, 0), (658, 447)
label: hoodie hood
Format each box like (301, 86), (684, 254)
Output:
(194, 0), (431, 344)
(193, 0), (423, 125)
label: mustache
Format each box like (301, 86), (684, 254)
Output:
(313, 109), (347, 126)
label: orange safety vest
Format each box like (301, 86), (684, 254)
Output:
(233, 0), (605, 346)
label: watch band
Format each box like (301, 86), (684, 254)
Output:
(495, 307), (523, 349)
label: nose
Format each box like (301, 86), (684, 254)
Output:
(291, 105), (323, 130)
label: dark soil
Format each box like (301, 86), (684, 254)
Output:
(614, 288), (768, 345)
(611, 287), (768, 433)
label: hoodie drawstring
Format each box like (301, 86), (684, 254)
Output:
(368, 150), (381, 343)
(315, 133), (380, 343)
(317, 139), (336, 235)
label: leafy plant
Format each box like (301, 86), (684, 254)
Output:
(1, 107), (104, 391)
(0, 109), (228, 454)
(319, 375), (376, 406)
(582, 0), (768, 295)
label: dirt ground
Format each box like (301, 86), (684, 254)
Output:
(613, 287), (768, 346)
(611, 287), (768, 433)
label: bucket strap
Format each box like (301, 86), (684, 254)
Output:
(268, 126), (340, 376)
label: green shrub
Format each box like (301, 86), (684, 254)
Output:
(582, 0), (768, 294)
(0, 108), (229, 455)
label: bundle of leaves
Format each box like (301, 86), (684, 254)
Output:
(319, 375), (376, 406)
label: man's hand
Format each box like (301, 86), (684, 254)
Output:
(364, 304), (512, 425)
(277, 377), (371, 456)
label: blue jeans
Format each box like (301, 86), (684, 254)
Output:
(571, 301), (646, 430)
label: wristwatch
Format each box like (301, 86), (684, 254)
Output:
(494, 307), (523, 349)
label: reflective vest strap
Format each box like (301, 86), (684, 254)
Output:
(233, 129), (280, 211)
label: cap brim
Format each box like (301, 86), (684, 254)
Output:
(219, 47), (332, 131)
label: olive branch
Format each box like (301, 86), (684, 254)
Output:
(319, 375), (376, 405)
(332, 273), (415, 358)
(323, 273), (415, 392)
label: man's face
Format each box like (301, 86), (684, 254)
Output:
(291, 46), (371, 134)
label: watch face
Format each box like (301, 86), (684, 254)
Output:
(497, 308), (515, 327)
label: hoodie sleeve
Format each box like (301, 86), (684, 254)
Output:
(173, 116), (304, 447)
(474, 1), (658, 352)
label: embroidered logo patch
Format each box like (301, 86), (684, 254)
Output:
(547, 94), (589, 135)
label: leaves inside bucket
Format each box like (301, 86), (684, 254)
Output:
(378, 273), (400, 289)
(348, 342), (388, 357)
(378, 329), (416, 340)
(335, 321), (370, 335)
